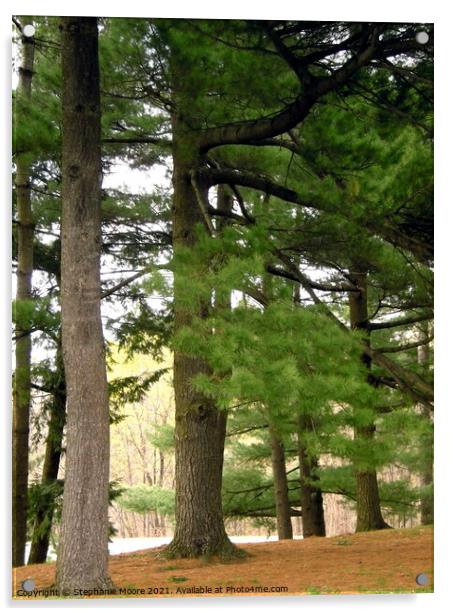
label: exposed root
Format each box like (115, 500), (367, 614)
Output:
(160, 536), (247, 562)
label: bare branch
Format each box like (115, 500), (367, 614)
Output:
(101, 269), (149, 299)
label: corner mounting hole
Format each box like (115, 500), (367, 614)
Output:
(23, 25), (35, 38)
(416, 31), (429, 44)
(21, 578), (36, 591)
(416, 572), (429, 586)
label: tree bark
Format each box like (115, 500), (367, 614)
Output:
(355, 426), (389, 532)
(292, 281), (326, 538)
(55, 17), (111, 593)
(297, 415), (326, 537)
(163, 110), (239, 559)
(349, 269), (388, 532)
(28, 340), (66, 564)
(13, 20), (35, 568)
(269, 427), (293, 539)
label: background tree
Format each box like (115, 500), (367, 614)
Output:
(12, 17), (36, 567)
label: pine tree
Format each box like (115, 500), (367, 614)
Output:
(160, 20), (433, 557)
(28, 337), (66, 564)
(12, 17), (35, 567)
(55, 17), (111, 593)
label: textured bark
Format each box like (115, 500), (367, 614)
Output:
(269, 427), (293, 539)
(55, 17), (111, 593)
(28, 341), (66, 564)
(292, 283), (325, 538)
(417, 334), (434, 525)
(420, 446), (433, 525)
(297, 415), (326, 537)
(163, 112), (239, 559)
(355, 425), (389, 532)
(12, 21), (35, 568)
(349, 270), (388, 532)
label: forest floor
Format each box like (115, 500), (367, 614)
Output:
(13, 525), (433, 600)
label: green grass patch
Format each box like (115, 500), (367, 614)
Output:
(168, 576), (189, 583)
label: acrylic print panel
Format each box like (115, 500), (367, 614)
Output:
(12, 13), (433, 601)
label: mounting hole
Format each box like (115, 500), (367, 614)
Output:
(416, 573), (429, 586)
(21, 578), (36, 592)
(415, 31), (429, 45)
(23, 25), (35, 38)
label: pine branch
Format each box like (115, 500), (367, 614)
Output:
(268, 258), (357, 293)
(366, 346), (434, 405)
(226, 423), (268, 437)
(198, 165), (433, 261)
(197, 166), (320, 211)
(198, 25), (389, 151)
(190, 171), (216, 236)
(100, 267), (164, 300)
(373, 334), (433, 354)
(102, 136), (171, 147)
(368, 311), (433, 331)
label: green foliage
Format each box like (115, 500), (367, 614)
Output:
(119, 485), (175, 517)
(27, 479), (125, 545)
(222, 467), (274, 518)
(109, 368), (169, 421)
(27, 479), (64, 541)
(175, 298), (373, 422)
(378, 480), (421, 517)
(13, 90), (60, 159)
(147, 424), (175, 453)
(12, 297), (59, 336)
(110, 304), (172, 362)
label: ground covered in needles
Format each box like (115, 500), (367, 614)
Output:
(13, 525), (433, 599)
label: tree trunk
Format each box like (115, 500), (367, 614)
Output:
(28, 341), (66, 564)
(56, 17), (111, 593)
(355, 426), (389, 531)
(349, 269), (388, 532)
(163, 114), (239, 559)
(417, 332), (433, 525)
(297, 415), (326, 537)
(269, 427), (293, 539)
(12, 19), (35, 568)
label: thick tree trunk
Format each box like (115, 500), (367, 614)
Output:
(12, 20), (35, 568)
(355, 426), (389, 532)
(420, 441), (433, 525)
(56, 17), (111, 593)
(417, 334), (433, 525)
(349, 269), (388, 532)
(297, 415), (326, 537)
(269, 427), (293, 539)
(164, 116), (239, 559)
(28, 342), (66, 564)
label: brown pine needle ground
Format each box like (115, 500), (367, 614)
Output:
(13, 525), (433, 599)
